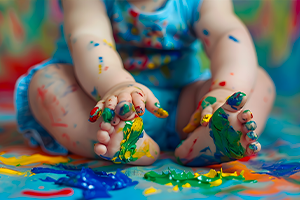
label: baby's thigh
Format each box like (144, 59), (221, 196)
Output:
(28, 63), (100, 158)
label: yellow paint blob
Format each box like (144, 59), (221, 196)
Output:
(203, 169), (218, 178)
(182, 183), (191, 188)
(124, 151), (131, 160)
(143, 186), (161, 196)
(0, 167), (33, 177)
(132, 140), (154, 159)
(220, 168), (238, 177)
(148, 62), (155, 69)
(0, 154), (69, 166)
(210, 179), (222, 187)
(194, 172), (200, 178)
(201, 114), (212, 124)
(172, 185), (179, 192)
(98, 64), (102, 74)
(165, 182), (173, 186)
(154, 108), (169, 118)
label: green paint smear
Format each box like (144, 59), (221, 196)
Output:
(201, 96), (217, 109)
(102, 108), (115, 123)
(112, 117), (144, 164)
(226, 92), (246, 110)
(119, 104), (130, 116)
(210, 108), (245, 159)
(154, 102), (161, 108)
(144, 168), (255, 189)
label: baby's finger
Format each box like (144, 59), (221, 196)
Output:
(102, 95), (117, 123)
(131, 91), (145, 116)
(89, 100), (105, 122)
(115, 101), (136, 120)
(145, 89), (168, 118)
(182, 109), (201, 133)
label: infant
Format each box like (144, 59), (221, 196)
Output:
(15, 0), (275, 166)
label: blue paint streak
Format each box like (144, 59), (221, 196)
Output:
(252, 161), (300, 177)
(203, 29), (209, 36)
(229, 35), (239, 43)
(94, 43), (99, 47)
(34, 167), (138, 199)
(39, 177), (56, 182)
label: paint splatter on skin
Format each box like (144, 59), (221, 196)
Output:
(35, 167), (137, 199)
(60, 84), (77, 98)
(229, 35), (239, 43)
(103, 117), (145, 164)
(209, 107), (246, 160)
(245, 121), (257, 131)
(98, 57), (103, 74)
(22, 188), (74, 197)
(203, 29), (209, 36)
(153, 102), (169, 118)
(183, 96), (217, 133)
(0, 168), (33, 176)
(226, 92), (246, 110)
(0, 154), (69, 166)
(219, 81), (226, 86)
(103, 39), (115, 49)
(89, 106), (102, 122)
(102, 108), (115, 123)
(91, 87), (101, 101)
(144, 168), (255, 190)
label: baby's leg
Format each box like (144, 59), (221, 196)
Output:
(175, 67), (275, 166)
(29, 64), (159, 164)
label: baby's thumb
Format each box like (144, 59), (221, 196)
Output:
(145, 90), (169, 118)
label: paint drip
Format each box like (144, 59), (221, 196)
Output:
(35, 167), (138, 199)
(144, 168), (256, 190)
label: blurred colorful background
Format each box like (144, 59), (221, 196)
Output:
(0, 1), (300, 199)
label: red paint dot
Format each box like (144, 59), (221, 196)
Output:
(129, 9), (138, 18)
(22, 188), (74, 197)
(104, 66), (109, 71)
(239, 154), (256, 162)
(204, 38), (210, 47)
(263, 97), (268, 103)
(250, 89), (254, 93)
(230, 73), (234, 75)
(219, 81), (226, 86)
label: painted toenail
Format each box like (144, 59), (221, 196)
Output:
(89, 106), (103, 122)
(243, 110), (253, 119)
(201, 114), (212, 124)
(135, 106), (144, 116)
(226, 92), (246, 110)
(249, 142), (260, 152)
(247, 131), (258, 140)
(245, 121), (257, 130)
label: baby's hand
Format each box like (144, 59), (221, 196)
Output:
(88, 82), (168, 123)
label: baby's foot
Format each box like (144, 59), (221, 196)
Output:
(93, 102), (160, 165)
(175, 92), (261, 166)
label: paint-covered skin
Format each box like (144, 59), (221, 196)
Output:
(89, 106), (102, 122)
(175, 92), (261, 166)
(95, 114), (159, 165)
(153, 102), (169, 118)
(183, 96), (217, 133)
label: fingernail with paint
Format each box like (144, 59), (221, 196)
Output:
(89, 106), (103, 122)
(201, 114), (212, 125)
(153, 102), (168, 118)
(102, 107), (115, 123)
(248, 142), (260, 153)
(245, 121), (257, 131)
(135, 106), (144, 116)
(247, 131), (258, 141)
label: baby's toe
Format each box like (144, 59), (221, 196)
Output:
(94, 143), (107, 155)
(97, 130), (110, 144)
(100, 122), (114, 134)
(238, 109), (253, 123)
(246, 141), (261, 155)
(245, 131), (258, 142)
(115, 101), (135, 120)
(223, 92), (247, 112)
(243, 121), (257, 132)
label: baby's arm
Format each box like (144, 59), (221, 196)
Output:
(183, 0), (258, 133)
(62, 0), (165, 120)
(196, 0), (258, 94)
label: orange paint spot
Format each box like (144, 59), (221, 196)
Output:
(263, 97), (268, 103)
(250, 89), (254, 93)
(62, 133), (70, 141)
(230, 73), (234, 75)
(104, 66), (109, 71)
